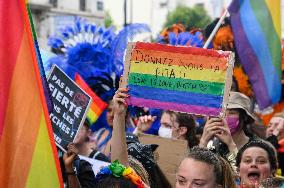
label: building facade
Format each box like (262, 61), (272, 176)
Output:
(104, 0), (232, 37)
(29, 0), (104, 50)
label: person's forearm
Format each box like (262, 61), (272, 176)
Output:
(65, 166), (81, 188)
(67, 175), (81, 188)
(199, 138), (208, 148)
(111, 112), (129, 167)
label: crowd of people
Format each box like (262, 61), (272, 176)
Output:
(44, 16), (284, 188)
(60, 87), (284, 188)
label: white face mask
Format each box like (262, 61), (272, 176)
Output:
(158, 127), (172, 138)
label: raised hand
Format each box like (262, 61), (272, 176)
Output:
(240, 182), (259, 188)
(215, 118), (237, 152)
(113, 88), (129, 115)
(273, 118), (284, 137)
(137, 115), (157, 133)
(63, 143), (79, 171)
(199, 117), (223, 148)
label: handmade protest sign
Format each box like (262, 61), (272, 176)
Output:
(121, 42), (234, 117)
(138, 133), (187, 186)
(47, 65), (91, 151)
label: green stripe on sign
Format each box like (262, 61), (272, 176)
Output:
(128, 73), (225, 96)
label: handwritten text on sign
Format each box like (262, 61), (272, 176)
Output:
(121, 42), (234, 116)
(48, 65), (91, 151)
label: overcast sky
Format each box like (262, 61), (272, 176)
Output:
(104, 0), (167, 36)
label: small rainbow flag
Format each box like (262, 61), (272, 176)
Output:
(122, 42), (234, 116)
(0, 0), (63, 187)
(75, 74), (107, 124)
(229, 0), (282, 109)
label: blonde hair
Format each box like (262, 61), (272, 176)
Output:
(218, 156), (237, 188)
(128, 156), (150, 185)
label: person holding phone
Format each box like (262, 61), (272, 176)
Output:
(199, 92), (256, 173)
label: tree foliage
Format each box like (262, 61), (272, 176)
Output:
(163, 5), (212, 30)
(104, 11), (113, 28)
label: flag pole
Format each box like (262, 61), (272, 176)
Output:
(203, 9), (229, 49)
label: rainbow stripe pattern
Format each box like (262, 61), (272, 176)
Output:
(229, 0), (282, 109)
(75, 74), (107, 124)
(0, 1), (63, 187)
(124, 42), (233, 116)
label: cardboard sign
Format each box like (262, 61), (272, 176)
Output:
(47, 65), (91, 151)
(138, 133), (188, 187)
(121, 42), (234, 117)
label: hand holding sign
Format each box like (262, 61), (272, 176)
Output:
(112, 88), (129, 115)
(121, 42), (234, 117)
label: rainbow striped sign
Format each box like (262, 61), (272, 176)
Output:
(121, 42), (234, 116)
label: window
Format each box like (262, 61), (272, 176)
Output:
(196, 3), (204, 8)
(80, 0), (86, 11)
(97, 1), (103, 11)
(49, 0), (57, 7)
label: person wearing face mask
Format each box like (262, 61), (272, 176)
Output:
(199, 92), (256, 173)
(135, 110), (198, 149)
(133, 110), (175, 138)
(158, 110), (177, 138)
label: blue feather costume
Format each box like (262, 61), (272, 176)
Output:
(44, 17), (151, 131)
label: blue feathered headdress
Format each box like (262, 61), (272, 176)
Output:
(45, 17), (150, 102)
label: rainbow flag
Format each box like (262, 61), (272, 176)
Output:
(229, 0), (282, 109)
(122, 42), (234, 116)
(26, 5), (53, 113)
(0, 1), (63, 187)
(75, 74), (107, 124)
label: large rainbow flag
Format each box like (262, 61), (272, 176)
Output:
(0, 1), (63, 187)
(229, 0), (282, 109)
(75, 74), (107, 125)
(26, 5), (53, 114)
(122, 42), (234, 116)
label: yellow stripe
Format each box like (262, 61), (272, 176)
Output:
(88, 109), (99, 123)
(265, 0), (281, 38)
(130, 61), (226, 83)
(25, 114), (61, 188)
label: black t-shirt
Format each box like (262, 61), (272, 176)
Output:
(74, 158), (96, 188)
(59, 156), (96, 188)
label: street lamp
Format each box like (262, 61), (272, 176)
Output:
(124, 0), (127, 26)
